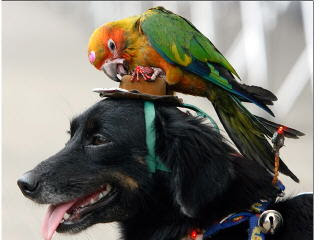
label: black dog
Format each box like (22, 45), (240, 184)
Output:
(18, 98), (313, 240)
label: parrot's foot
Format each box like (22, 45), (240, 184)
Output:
(131, 66), (164, 82)
(149, 67), (165, 81)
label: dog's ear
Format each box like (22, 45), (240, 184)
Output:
(155, 106), (234, 217)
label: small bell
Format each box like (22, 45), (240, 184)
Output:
(258, 210), (283, 234)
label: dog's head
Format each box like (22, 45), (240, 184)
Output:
(17, 98), (240, 239)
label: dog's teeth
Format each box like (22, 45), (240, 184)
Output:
(106, 184), (111, 191)
(100, 190), (108, 197)
(60, 219), (64, 223)
(99, 193), (104, 199)
(64, 213), (70, 220)
(90, 198), (95, 204)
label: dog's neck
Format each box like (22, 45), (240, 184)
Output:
(120, 157), (279, 240)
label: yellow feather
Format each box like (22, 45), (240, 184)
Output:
(171, 44), (191, 66)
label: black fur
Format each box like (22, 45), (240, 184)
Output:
(18, 98), (313, 240)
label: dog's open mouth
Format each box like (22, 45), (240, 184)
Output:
(42, 184), (117, 240)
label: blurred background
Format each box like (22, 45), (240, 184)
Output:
(2, 1), (313, 240)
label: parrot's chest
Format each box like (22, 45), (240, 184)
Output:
(124, 40), (209, 97)
(126, 43), (164, 70)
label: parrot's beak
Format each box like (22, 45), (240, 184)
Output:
(101, 58), (128, 82)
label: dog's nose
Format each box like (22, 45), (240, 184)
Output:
(17, 171), (39, 197)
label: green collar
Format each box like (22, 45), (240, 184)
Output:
(144, 101), (219, 173)
(144, 101), (170, 173)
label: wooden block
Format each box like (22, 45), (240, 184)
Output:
(119, 75), (166, 96)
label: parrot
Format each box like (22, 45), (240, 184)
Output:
(87, 6), (304, 182)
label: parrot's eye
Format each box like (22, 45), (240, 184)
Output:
(108, 39), (116, 52)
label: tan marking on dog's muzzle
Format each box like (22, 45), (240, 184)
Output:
(111, 172), (139, 190)
(135, 156), (146, 165)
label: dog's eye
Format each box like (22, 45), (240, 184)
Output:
(91, 134), (110, 146)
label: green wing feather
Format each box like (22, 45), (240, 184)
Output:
(140, 7), (276, 116)
(140, 7), (240, 86)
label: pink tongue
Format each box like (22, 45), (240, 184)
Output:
(41, 200), (77, 240)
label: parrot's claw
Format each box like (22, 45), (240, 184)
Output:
(150, 67), (165, 81)
(130, 66), (164, 82)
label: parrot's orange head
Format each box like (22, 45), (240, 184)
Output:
(88, 23), (129, 82)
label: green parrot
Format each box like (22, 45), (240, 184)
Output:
(88, 6), (304, 182)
